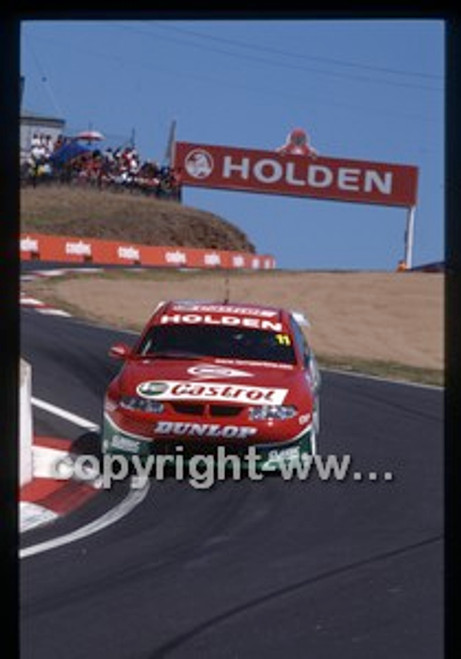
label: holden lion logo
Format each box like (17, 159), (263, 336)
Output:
(137, 381), (169, 398)
(187, 364), (253, 380)
(184, 149), (214, 179)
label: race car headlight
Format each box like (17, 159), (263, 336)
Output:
(249, 405), (297, 421)
(119, 396), (164, 413)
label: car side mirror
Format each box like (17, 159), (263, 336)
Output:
(108, 343), (131, 360)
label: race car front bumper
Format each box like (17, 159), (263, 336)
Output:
(101, 412), (316, 473)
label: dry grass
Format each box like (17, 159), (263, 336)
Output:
(20, 184), (255, 252)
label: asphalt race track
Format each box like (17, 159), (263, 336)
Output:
(20, 307), (444, 659)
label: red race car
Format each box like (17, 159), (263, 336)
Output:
(102, 300), (321, 471)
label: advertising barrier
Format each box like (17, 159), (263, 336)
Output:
(20, 233), (276, 270)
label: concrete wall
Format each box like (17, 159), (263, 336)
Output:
(20, 359), (33, 487)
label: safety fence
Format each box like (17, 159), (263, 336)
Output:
(20, 233), (276, 270)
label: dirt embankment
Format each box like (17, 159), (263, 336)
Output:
(24, 270), (444, 374)
(20, 185), (255, 253)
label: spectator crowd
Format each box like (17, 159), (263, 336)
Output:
(21, 132), (182, 201)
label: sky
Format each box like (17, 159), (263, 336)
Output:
(20, 18), (445, 270)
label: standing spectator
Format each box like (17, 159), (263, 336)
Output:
(277, 127), (319, 158)
(103, 147), (115, 167)
(30, 133), (41, 150)
(44, 134), (54, 155)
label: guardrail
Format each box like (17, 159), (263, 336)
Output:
(20, 233), (276, 270)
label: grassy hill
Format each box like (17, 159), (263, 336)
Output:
(20, 184), (256, 253)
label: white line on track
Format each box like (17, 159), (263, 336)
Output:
(33, 269), (69, 277)
(31, 397), (100, 430)
(20, 297), (45, 306)
(36, 308), (72, 317)
(20, 482), (150, 558)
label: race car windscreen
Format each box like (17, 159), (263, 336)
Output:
(135, 324), (297, 365)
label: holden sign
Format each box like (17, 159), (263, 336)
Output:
(175, 141), (418, 208)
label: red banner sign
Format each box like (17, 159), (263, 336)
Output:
(19, 233), (275, 270)
(175, 142), (418, 208)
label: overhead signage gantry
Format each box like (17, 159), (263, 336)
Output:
(173, 137), (419, 268)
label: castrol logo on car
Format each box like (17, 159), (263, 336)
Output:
(136, 380), (288, 406)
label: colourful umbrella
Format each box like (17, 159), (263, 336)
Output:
(75, 130), (105, 142)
